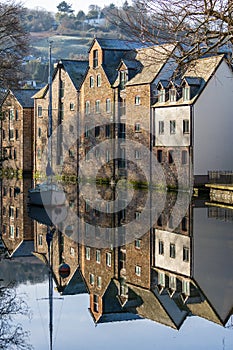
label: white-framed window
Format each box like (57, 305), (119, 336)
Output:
(90, 76), (94, 88)
(70, 247), (75, 256)
(158, 89), (166, 103)
(93, 294), (99, 312)
(85, 246), (91, 260)
(85, 101), (90, 115)
(183, 119), (190, 133)
(95, 100), (100, 113)
(182, 280), (190, 295)
(106, 98), (111, 113)
(135, 123), (141, 132)
(96, 250), (101, 263)
(158, 271), (165, 286)
(135, 239), (141, 249)
(170, 243), (176, 258)
(158, 240), (164, 255)
(135, 211), (141, 220)
(135, 95), (141, 105)
(135, 265), (141, 276)
(70, 102), (75, 111)
(97, 74), (101, 87)
(170, 120), (176, 134)
(106, 252), (112, 267)
(169, 275), (176, 290)
(9, 206), (14, 219)
(10, 225), (14, 238)
(183, 86), (190, 101)
(169, 89), (177, 102)
(106, 149), (110, 162)
(9, 129), (14, 140)
(84, 124), (89, 138)
(90, 273), (94, 285)
(158, 121), (164, 134)
(38, 234), (43, 246)
(120, 70), (127, 89)
(183, 246), (189, 262)
(37, 105), (42, 117)
(93, 50), (98, 68)
(9, 109), (14, 120)
(97, 276), (102, 289)
(182, 150), (188, 165)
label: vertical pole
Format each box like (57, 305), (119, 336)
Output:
(47, 41), (53, 177)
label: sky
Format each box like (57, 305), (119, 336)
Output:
(17, 0), (125, 14)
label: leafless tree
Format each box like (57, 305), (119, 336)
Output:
(0, 1), (29, 89)
(109, 0), (233, 66)
(0, 282), (33, 350)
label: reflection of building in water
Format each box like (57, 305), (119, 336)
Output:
(30, 188), (233, 329)
(1, 178), (34, 257)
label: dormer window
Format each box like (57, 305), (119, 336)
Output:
(93, 49), (98, 68)
(183, 86), (190, 101)
(158, 89), (165, 103)
(169, 88), (176, 102)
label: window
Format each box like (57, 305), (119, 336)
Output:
(93, 50), (98, 68)
(158, 272), (165, 286)
(157, 150), (163, 163)
(157, 214), (162, 226)
(135, 211), (141, 220)
(38, 234), (43, 246)
(106, 149), (110, 162)
(106, 98), (111, 113)
(182, 217), (188, 231)
(120, 70), (127, 89)
(168, 215), (173, 228)
(93, 294), (99, 312)
(170, 243), (176, 258)
(168, 150), (174, 164)
(182, 150), (188, 165)
(95, 100), (100, 113)
(183, 87), (190, 101)
(38, 105), (42, 117)
(158, 121), (164, 134)
(169, 275), (176, 289)
(170, 120), (176, 134)
(90, 76), (94, 88)
(90, 273), (94, 285)
(135, 239), (141, 249)
(84, 124), (89, 138)
(135, 96), (141, 105)
(106, 252), (112, 267)
(37, 148), (41, 160)
(118, 123), (125, 139)
(105, 124), (110, 138)
(16, 208), (19, 218)
(38, 128), (42, 138)
(95, 147), (100, 159)
(85, 149), (90, 161)
(135, 123), (141, 132)
(135, 150), (141, 160)
(169, 89), (176, 102)
(9, 109), (14, 120)
(15, 110), (19, 121)
(13, 149), (17, 160)
(158, 240), (164, 255)
(119, 147), (126, 168)
(2, 129), (5, 140)
(135, 265), (141, 276)
(96, 250), (101, 263)
(183, 247), (189, 262)
(97, 74), (101, 87)
(97, 276), (102, 288)
(9, 129), (14, 140)
(16, 227), (19, 238)
(70, 103), (74, 111)
(182, 280), (190, 295)
(158, 89), (166, 103)
(85, 246), (90, 260)
(85, 101), (90, 115)
(15, 129), (19, 140)
(9, 206), (14, 219)
(183, 119), (190, 133)
(2, 224), (6, 235)
(95, 126), (100, 137)
(10, 225), (14, 238)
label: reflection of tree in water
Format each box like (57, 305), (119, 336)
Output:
(0, 282), (32, 350)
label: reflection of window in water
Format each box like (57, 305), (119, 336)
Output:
(96, 250), (101, 263)
(169, 275), (176, 290)
(106, 252), (112, 267)
(135, 239), (141, 249)
(135, 265), (141, 276)
(97, 276), (102, 289)
(158, 271), (165, 287)
(170, 243), (176, 258)
(159, 240), (164, 255)
(182, 280), (190, 296)
(90, 273), (94, 286)
(93, 294), (99, 312)
(85, 246), (90, 260)
(183, 247), (189, 262)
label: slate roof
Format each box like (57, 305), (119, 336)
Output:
(6, 89), (37, 108)
(61, 268), (87, 295)
(11, 240), (34, 258)
(90, 38), (146, 52)
(59, 59), (88, 90)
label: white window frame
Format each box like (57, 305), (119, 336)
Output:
(85, 101), (90, 115)
(96, 250), (101, 263)
(90, 76), (94, 88)
(95, 100), (100, 113)
(106, 252), (112, 267)
(135, 95), (141, 105)
(10, 225), (14, 238)
(85, 246), (91, 260)
(158, 121), (164, 134)
(135, 265), (141, 276)
(106, 98), (111, 113)
(97, 74), (101, 87)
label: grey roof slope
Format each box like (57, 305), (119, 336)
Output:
(60, 59), (89, 90)
(11, 89), (38, 108)
(11, 240), (34, 258)
(91, 38), (146, 51)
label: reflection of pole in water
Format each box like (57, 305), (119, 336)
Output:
(46, 226), (55, 350)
